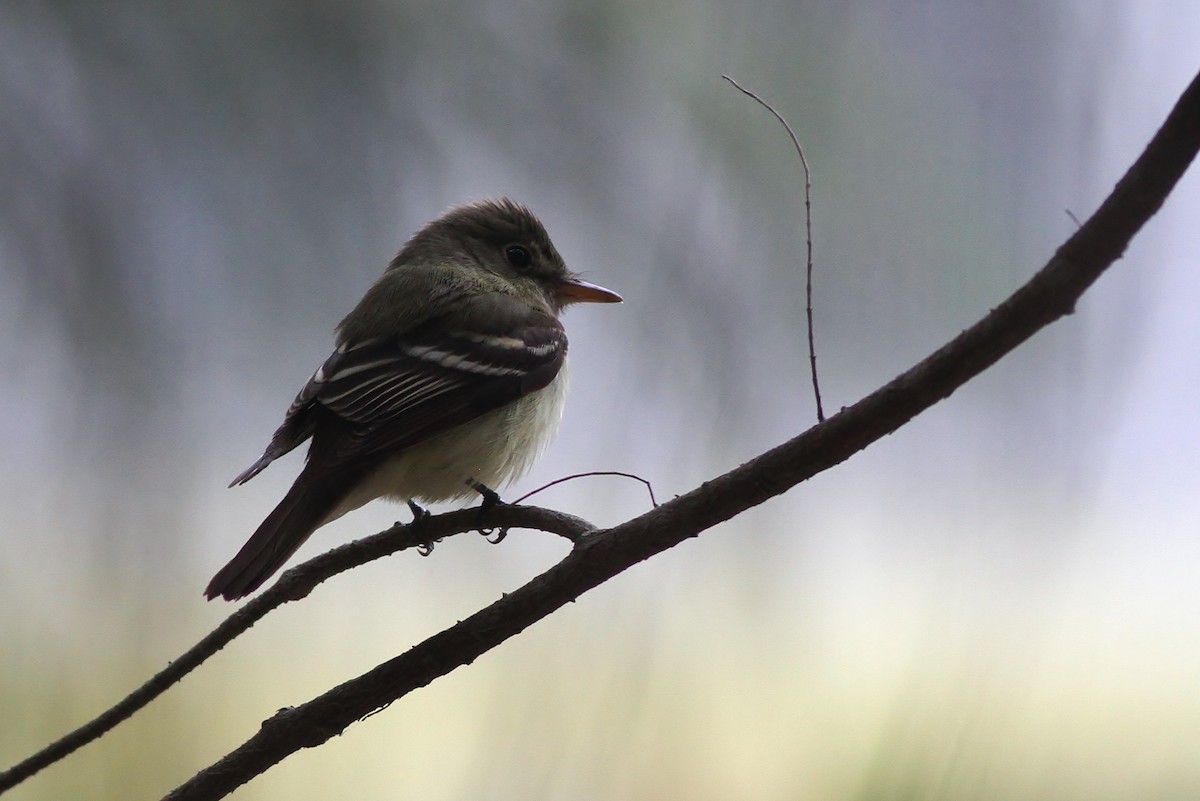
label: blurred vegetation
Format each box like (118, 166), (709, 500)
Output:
(2, 1), (1199, 799)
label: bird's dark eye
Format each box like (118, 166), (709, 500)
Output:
(504, 245), (533, 271)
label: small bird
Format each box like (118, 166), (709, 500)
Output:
(205, 198), (621, 600)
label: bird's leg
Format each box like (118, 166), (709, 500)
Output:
(466, 479), (503, 508)
(408, 500), (440, 556)
(466, 479), (509, 544)
(408, 499), (431, 522)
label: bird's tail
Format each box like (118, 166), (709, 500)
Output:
(205, 472), (348, 601)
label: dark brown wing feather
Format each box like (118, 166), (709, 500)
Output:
(207, 300), (566, 600)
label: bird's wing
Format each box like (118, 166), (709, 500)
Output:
(230, 303), (566, 484)
(312, 313), (566, 468)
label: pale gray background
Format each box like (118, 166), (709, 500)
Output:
(3, 2), (1198, 799)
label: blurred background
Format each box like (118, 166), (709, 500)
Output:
(2, 1), (1198, 799)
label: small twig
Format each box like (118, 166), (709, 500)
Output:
(1065, 208), (1084, 228)
(723, 74), (825, 422)
(512, 471), (659, 507)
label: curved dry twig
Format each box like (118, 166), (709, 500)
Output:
(513, 471), (660, 507)
(723, 74), (823, 422)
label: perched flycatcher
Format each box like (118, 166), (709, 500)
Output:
(205, 198), (621, 600)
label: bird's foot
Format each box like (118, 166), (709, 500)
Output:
(408, 500), (431, 524)
(408, 500), (440, 556)
(466, 480), (503, 509)
(466, 480), (509, 544)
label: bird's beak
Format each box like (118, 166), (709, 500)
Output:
(557, 276), (623, 305)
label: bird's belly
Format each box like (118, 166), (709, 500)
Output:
(323, 367), (567, 522)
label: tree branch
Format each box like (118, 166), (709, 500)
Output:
(154, 68), (1200, 800)
(0, 505), (591, 794)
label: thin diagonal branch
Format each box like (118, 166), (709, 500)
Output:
(0, 505), (592, 794)
(160, 68), (1200, 801)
